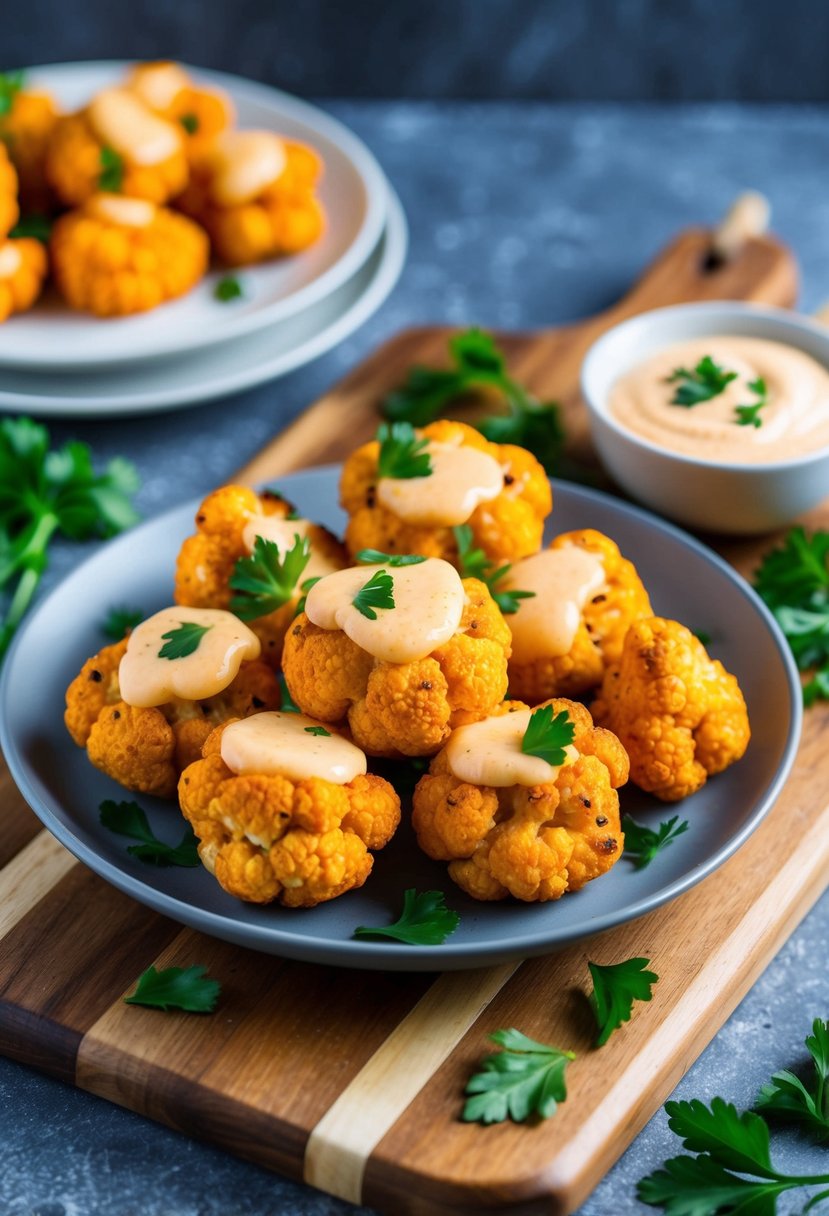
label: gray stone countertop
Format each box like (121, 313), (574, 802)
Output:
(2, 101), (828, 1216)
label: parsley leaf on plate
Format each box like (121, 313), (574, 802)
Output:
(98, 145), (124, 192)
(735, 376), (769, 428)
(158, 620), (212, 660)
(621, 814), (689, 870)
(353, 888), (460, 945)
(99, 799), (200, 867)
(453, 524), (534, 615)
(755, 1019), (829, 1141)
(666, 355), (738, 407)
(229, 533), (311, 620)
(588, 956), (659, 1046)
(376, 421), (432, 480)
(352, 568), (395, 619)
(754, 527), (829, 706)
(355, 549), (426, 567)
(462, 1028), (575, 1124)
(214, 274), (244, 302)
(101, 604), (144, 640)
(124, 964), (220, 1013)
(521, 704), (575, 766)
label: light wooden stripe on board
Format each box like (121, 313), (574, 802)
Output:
(0, 831), (75, 940)
(303, 960), (520, 1204)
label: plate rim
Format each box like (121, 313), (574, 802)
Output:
(0, 472), (803, 970)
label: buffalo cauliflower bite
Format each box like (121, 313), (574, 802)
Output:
(174, 484), (348, 665)
(126, 61), (234, 158)
(591, 616), (750, 801)
(339, 420), (552, 567)
(178, 719), (400, 907)
(0, 143), (19, 239)
(507, 529), (653, 702)
(412, 698), (628, 902)
(0, 237), (48, 321)
(0, 86), (58, 212)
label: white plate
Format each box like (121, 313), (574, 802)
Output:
(0, 60), (388, 371)
(0, 185), (406, 416)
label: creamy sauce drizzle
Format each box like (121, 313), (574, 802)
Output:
(118, 607), (260, 708)
(446, 708), (578, 787)
(304, 559), (465, 664)
(129, 62), (191, 111)
(207, 131), (286, 206)
(611, 337), (829, 464)
(89, 194), (156, 227)
(241, 515), (341, 584)
(377, 441), (503, 526)
(501, 547), (605, 663)
(88, 88), (182, 165)
(0, 243), (22, 278)
(220, 711), (366, 784)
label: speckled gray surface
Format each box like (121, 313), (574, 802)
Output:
(2, 101), (829, 1215)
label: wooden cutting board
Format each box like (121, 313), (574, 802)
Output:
(1, 222), (823, 1216)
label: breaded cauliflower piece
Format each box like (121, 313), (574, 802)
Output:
(0, 237), (48, 321)
(282, 576), (511, 757)
(174, 484), (348, 665)
(412, 699), (628, 902)
(0, 86), (58, 212)
(64, 636), (281, 799)
(508, 529), (653, 702)
(340, 420), (552, 567)
(126, 61), (234, 158)
(591, 617), (750, 801)
(0, 143), (19, 239)
(178, 721), (400, 907)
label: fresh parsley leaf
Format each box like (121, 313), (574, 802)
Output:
(158, 620), (212, 660)
(124, 964), (220, 1013)
(755, 1019), (829, 1141)
(462, 1028), (575, 1124)
(735, 376), (769, 428)
(354, 888), (459, 945)
(294, 574), (320, 618)
(0, 70), (24, 118)
(304, 725), (331, 737)
(452, 524), (534, 615)
(521, 704), (575, 766)
(9, 214), (51, 242)
(214, 274), (244, 302)
(692, 629), (712, 646)
(229, 534), (311, 620)
(278, 672), (300, 713)
(383, 328), (565, 476)
(376, 421), (432, 480)
(588, 956), (659, 1046)
(98, 145), (124, 192)
(101, 604), (143, 640)
(179, 111), (199, 134)
(666, 355), (738, 407)
(754, 528), (829, 706)
(355, 549), (426, 567)
(622, 814), (689, 870)
(352, 568), (395, 620)
(99, 799), (200, 867)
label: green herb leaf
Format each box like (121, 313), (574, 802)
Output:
(735, 376), (769, 428)
(354, 549), (426, 567)
(462, 1028), (575, 1124)
(179, 112), (199, 134)
(376, 421), (432, 480)
(588, 956), (659, 1046)
(666, 355), (738, 407)
(157, 620), (212, 660)
(304, 725), (331, 737)
(754, 527), (829, 707)
(294, 574), (321, 618)
(214, 274), (244, 302)
(352, 568), (395, 620)
(621, 814), (689, 870)
(124, 964), (220, 1013)
(692, 629), (712, 646)
(354, 888), (460, 946)
(98, 145), (124, 192)
(101, 605), (144, 641)
(755, 1019), (829, 1141)
(453, 524), (534, 615)
(229, 533), (311, 620)
(9, 214), (51, 242)
(521, 704), (575, 766)
(278, 672), (300, 713)
(99, 799), (200, 867)
(0, 70), (24, 118)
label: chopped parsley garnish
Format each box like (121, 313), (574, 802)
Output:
(229, 534), (311, 620)
(756, 1018), (829, 1140)
(278, 672), (300, 713)
(98, 145), (124, 192)
(125, 964), (220, 1013)
(376, 421), (432, 480)
(157, 620), (212, 660)
(520, 704), (575, 766)
(304, 725), (331, 737)
(99, 799), (200, 867)
(453, 523), (534, 615)
(294, 574), (321, 618)
(9, 214), (51, 242)
(354, 888), (460, 946)
(0, 70), (24, 118)
(462, 1029), (575, 1124)
(355, 549), (426, 567)
(666, 355), (737, 407)
(588, 956), (659, 1047)
(621, 814), (689, 869)
(214, 274), (244, 302)
(352, 568), (395, 619)
(179, 112), (199, 134)
(101, 605), (144, 641)
(753, 526), (829, 705)
(735, 376), (769, 428)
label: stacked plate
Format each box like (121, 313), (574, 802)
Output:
(0, 62), (407, 417)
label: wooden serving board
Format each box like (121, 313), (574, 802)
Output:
(0, 224), (823, 1216)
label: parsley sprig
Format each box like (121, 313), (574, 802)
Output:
(158, 620), (212, 660)
(0, 70), (24, 118)
(463, 1029), (575, 1125)
(753, 527), (829, 705)
(376, 421), (432, 480)
(589, 957), (659, 1047)
(355, 549), (426, 567)
(735, 376), (769, 428)
(99, 799), (200, 867)
(755, 1019), (829, 1140)
(0, 417), (140, 661)
(666, 355), (737, 407)
(622, 814), (689, 869)
(102, 605), (144, 640)
(354, 888), (460, 945)
(229, 534), (311, 620)
(453, 524), (534, 615)
(125, 964), (220, 1013)
(99, 145), (124, 192)
(214, 274), (244, 302)
(521, 704), (575, 766)
(352, 568), (395, 619)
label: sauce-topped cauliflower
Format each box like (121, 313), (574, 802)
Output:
(65, 608), (281, 799)
(340, 420), (552, 567)
(178, 713), (401, 907)
(0, 84), (58, 212)
(282, 557), (511, 756)
(592, 616), (750, 801)
(412, 698), (628, 902)
(126, 61), (234, 158)
(506, 529), (652, 702)
(0, 237), (48, 321)
(174, 485), (347, 666)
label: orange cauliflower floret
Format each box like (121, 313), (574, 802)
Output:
(412, 699), (628, 902)
(0, 143), (19, 238)
(178, 721), (400, 907)
(0, 237), (47, 321)
(340, 420), (551, 568)
(50, 194), (208, 316)
(126, 61), (234, 158)
(282, 576), (511, 757)
(174, 484), (347, 665)
(64, 637), (281, 799)
(0, 86), (58, 211)
(508, 529), (652, 702)
(592, 616), (750, 802)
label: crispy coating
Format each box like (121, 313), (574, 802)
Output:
(0, 89), (58, 212)
(412, 698), (628, 902)
(64, 637), (281, 799)
(340, 420), (552, 567)
(0, 143), (19, 239)
(592, 616), (750, 802)
(178, 722), (400, 906)
(282, 577), (511, 756)
(50, 197), (208, 316)
(508, 529), (653, 702)
(174, 484), (348, 665)
(0, 237), (48, 321)
(126, 62), (234, 158)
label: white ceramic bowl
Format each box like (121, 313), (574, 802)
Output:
(581, 302), (829, 534)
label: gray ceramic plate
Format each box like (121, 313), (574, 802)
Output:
(0, 469), (802, 971)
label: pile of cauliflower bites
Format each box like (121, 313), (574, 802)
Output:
(0, 61), (325, 320)
(64, 421), (750, 910)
